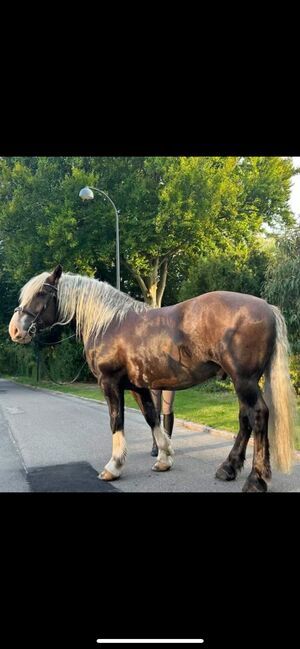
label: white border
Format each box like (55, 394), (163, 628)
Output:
(96, 641), (204, 644)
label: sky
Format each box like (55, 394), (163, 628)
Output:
(290, 157), (300, 219)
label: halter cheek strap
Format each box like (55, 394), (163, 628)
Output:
(14, 283), (58, 337)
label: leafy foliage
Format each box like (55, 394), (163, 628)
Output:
(263, 227), (300, 343)
(178, 235), (276, 301)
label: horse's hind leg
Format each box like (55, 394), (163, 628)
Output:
(131, 389), (160, 456)
(242, 388), (271, 493)
(149, 390), (161, 456)
(132, 388), (174, 472)
(100, 380), (127, 481)
(215, 401), (252, 482)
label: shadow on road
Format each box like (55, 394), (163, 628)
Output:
(26, 461), (120, 492)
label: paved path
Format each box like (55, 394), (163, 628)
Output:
(1, 378), (300, 492)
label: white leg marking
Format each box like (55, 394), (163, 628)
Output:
(153, 426), (174, 456)
(152, 426), (174, 471)
(103, 430), (127, 478)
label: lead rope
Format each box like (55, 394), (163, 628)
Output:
(45, 359), (88, 386)
(38, 333), (77, 345)
(35, 332), (88, 385)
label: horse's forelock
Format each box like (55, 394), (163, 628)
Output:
(19, 272), (50, 307)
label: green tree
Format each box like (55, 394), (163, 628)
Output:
(87, 156), (296, 306)
(263, 226), (300, 343)
(0, 156), (296, 309)
(178, 235), (276, 301)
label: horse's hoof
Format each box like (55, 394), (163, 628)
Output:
(151, 445), (158, 457)
(242, 476), (267, 492)
(99, 470), (119, 481)
(215, 463), (237, 481)
(152, 461), (171, 472)
(262, 466), (272, 481)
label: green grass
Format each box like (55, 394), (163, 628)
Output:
(5, 374), (300, 450)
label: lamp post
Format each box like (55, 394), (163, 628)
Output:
(79, 186), (120, 291)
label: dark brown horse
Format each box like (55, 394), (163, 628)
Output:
(9, 265), (296, 492)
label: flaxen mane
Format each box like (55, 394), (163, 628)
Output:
(20, 271), (148, 342)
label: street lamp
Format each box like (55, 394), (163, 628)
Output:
(79, 185), (120, 291)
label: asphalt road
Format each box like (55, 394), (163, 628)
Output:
(1, 377), (300, 492)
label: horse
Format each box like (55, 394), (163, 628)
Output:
(8, 264), (296, 492)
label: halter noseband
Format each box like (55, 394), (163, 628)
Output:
(14, 283), (58, 337)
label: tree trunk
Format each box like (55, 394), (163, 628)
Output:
(125, 257), (169, 307)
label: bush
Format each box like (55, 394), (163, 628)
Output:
(289, 355), (300, 395)
(195, 377), (234, 393)
(0, 325), (93, 383)
(0, 327), (36, 377)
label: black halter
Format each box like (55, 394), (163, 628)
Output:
(14, 283), (58, 337)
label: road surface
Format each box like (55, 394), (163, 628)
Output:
(1, 378), (300, 492)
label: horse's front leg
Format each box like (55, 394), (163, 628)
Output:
(100, 380), (127, 481)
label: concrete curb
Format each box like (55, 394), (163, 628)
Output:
(176, 417), (300, 462)
(5, 378), (300, 462)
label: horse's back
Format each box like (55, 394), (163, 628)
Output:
(171, 290), (272, 325)
(180, 290), (271, 311)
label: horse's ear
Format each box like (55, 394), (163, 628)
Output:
(47, 264), (63, 286)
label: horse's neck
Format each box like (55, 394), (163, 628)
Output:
(61, 279), (126, 343)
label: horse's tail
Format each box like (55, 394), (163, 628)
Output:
(264, 305), (296, 473)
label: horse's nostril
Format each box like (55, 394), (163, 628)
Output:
(9, 322), (22, 340)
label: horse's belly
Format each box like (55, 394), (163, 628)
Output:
(127, 358), (218, 391)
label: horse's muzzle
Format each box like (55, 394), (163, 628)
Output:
(8, 314), (33, 344)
